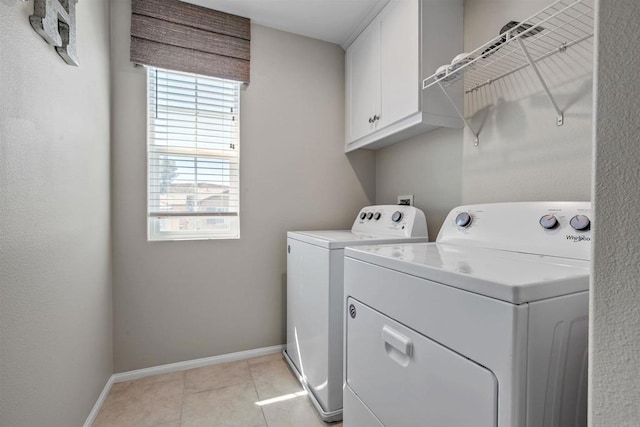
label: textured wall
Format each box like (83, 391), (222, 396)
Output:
(110, 0), (375, 372)
(0, 1), (112, 426)
(376, 0), (593, 237)
(590, 0), (640, 424)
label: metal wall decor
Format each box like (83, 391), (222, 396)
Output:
(30, 0), (79, 66)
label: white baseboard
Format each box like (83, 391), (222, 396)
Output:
(83, 375), (114, 427)
(112, 344), (285, 383)
(83, 344), (284, 426)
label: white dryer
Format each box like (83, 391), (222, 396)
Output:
(343, 202), (592, 427)
(284, 205), (429, 422)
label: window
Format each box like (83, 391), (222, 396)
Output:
(147, 67), (240, 241)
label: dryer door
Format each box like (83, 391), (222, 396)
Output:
(346, 298), (498, 427)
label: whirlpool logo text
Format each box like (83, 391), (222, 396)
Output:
(566, 235), (591, 242)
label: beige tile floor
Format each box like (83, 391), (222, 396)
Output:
(94, 353), (343, 427)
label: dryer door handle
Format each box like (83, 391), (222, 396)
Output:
(382, 325), (413, 366)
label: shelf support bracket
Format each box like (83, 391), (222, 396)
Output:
(437, 82), (480, 146)
(516, 38), (564, 126)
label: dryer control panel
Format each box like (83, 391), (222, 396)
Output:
(437, 202), (592, 260)
(352, 205), (428, 238)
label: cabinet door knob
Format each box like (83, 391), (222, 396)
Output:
(373, 115), (380, 122)
(368, 117), (373, 123)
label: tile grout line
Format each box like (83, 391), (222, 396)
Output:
(247, 359), (270, 427)
(178, 370), (186, 427)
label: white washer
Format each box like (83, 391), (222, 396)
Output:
(343, 202), (592, 427)
(284, 205), (429, 422)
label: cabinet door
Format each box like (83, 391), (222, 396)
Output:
(346, 20), (380, 143)
(378, 0), (420, 129)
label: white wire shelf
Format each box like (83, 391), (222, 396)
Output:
(422, 0), (594, 144)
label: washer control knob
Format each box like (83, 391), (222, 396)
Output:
(391, 211), (403, 223)
(455, 212), (472, 228)
(570, 215), (591, 231)
(539, 214), (559, 230)
(366, 212), (374, 220)
(374, 212), (382, 221)
(359, 212), (366, 220)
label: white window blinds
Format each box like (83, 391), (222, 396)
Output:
(147, 67), (240, 240)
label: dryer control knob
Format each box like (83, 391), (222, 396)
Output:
(539, 214), (559, 229)
(366, 212), (374, 220)
(570, 215), (590, 231)
(374, 212), (382, 220)
(359, 212), (367, 220)
(455, 212), (472, 228)
(391, 211), (403, 223)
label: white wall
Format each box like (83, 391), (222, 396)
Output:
(376, 0), (593, 237)
(590, 0), (640, 423)
(110, 0), (375, 372)
(0, 1), (113, 426)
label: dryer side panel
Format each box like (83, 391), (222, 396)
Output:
(527, 291), (589, 427)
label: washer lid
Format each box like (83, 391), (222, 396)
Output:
(287, 230), (428, 250)
(345, 242), (590, 304)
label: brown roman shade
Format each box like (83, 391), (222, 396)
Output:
(130, 0), (250, 83)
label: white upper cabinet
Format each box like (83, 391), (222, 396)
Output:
(346, 20), (380, 143)
(378, 0), (419, 130)
(345, 0), (464, 152)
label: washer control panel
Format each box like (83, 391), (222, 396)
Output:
(438, 202), (592, 260)
(352, 205), (428, 238)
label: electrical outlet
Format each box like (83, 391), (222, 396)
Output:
(397, 195), (414, 206)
